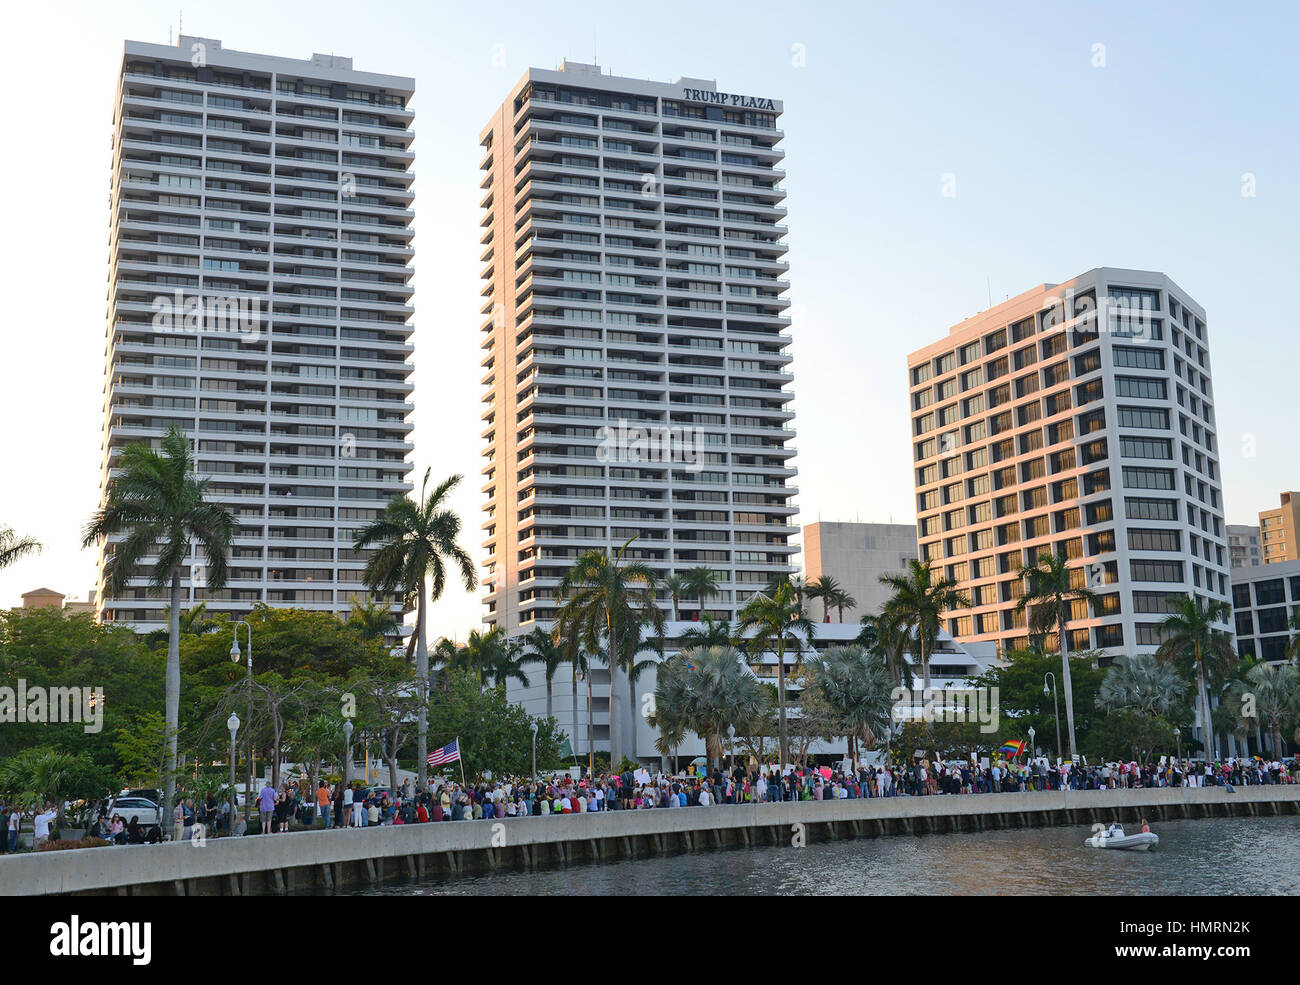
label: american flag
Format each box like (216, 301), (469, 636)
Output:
(427, 738), (460, 767)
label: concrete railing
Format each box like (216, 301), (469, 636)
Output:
(3, 784), (1297, 897)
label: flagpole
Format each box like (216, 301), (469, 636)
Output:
(457, 735), (466, 787)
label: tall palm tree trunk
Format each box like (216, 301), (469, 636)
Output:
(920, 635), (930, 690)
(571, 662), (580, 765)
(606, 609), (623, 768)
(776, 637), (788, 767)
(1194, 648), (1214, 759)
(162, 568), (182, 836)
(415, 583), (429, 790)
(545, 678), (553, 720)
(1058, 604), (1078, 762)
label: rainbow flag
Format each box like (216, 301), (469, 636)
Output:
(997, 739), (1026, 758)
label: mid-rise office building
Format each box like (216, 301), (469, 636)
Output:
(1259, 491), (1300, 565)
(94, 37), (416, 629)
(478, 62), (797, 635)
(802, 521), (918, 623)
(906, 268), (1230, 660)
(1230, 558), (1300, 663)
(1228, 523), (1262, 569)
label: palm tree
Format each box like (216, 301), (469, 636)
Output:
(1014, 552), (1094, 762)
(856, 610), (911, 687)
(81, 424), (234, 831)
(1230, 662), (1300, 758)
(881, 559), (969, 691)
(765, 573), (807, 608)
(661, 573), (688, 621)
(346, 597), (401, 641)
(1155, 594), (1236, 760)
(0, 525), (41, 571)
(808, 645), (895, 767)
(520, 627), (566, 719)
(675, 616), (733, 650)
(554, 537), (664, 771)
(831, 587), (857, 623)
(681, 565), (722, 618)
(354, 470), (475, 790)
(1096, 654), (1189, 716)
(1286, 611), (1300, 665)
(736, 581), (814, 767)
(174, 602), (217, 636)
(650, 645), (765, 768)
(461, 627), (531, 689)
(806, 575), (841, 623)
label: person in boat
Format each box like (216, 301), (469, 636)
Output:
(1140, 818), (1150, 833)
(1107, 821), (1123, 837)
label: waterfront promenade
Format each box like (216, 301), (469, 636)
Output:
(4, 784), (1299, 896)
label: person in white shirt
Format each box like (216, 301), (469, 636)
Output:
(342, 785), (354, 827)
(33, 805), (59, 846)
(698, 786), (712, 807)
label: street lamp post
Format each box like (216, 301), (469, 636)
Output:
(1027, 725), (1036, 788)
(530, 720), (538, 781)
(727, 724), (736, 772)
(226, 712), (240, 836)
(1174, 727), (1182, 763)
(342, 719), (354, 825)
(1043, 672), (1062, 763)
(230, 620), (253, 827)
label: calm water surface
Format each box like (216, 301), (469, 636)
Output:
(344, 814), (1300, 896)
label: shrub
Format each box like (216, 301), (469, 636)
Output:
(36, 837), (111, 853)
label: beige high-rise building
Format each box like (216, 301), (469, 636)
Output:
(477, 62), (797, 634)
(1259, 491), (1300, 564)
(907, 268), (1230, 660)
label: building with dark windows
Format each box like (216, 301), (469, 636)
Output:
(1230, 559), (1300, 663)
(906, 268), (1229, 663)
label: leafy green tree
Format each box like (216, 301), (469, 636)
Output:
(112, 711), (171, 792)
(555, 538), (664, 769)
(736, 580), (814, 767)
(1015, 551), (1096, 762)
(1083, 710), (1176, 764)
(1155, 594), (1236, 759)
(1230, 662), (1300, 758)
(81, 424), (235, 828)
(969, 647), (1109, 763)
(354, 469), (476, 790)
(0, 747), (111, 826)
(425, 670), (564, 779)
(661, 573), (688, 621)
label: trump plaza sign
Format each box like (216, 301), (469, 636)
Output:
(680, 87), (776, 110)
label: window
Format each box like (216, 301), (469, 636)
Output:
(1120, 436), (1172, 460)
(1125, 497), (1178, 521)
(1130, 559), (1183, 582)
(1128, 528), (1181, 552)
(1122, 467), (1174, 491)
(1117, 406), (1170, 430)
(1115, 376), (1167, 400)
(1255, 579), (1286, 606)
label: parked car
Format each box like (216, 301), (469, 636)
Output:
(104, 794), (163, 834)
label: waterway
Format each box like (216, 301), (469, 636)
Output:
(342, 813), (1300, 896)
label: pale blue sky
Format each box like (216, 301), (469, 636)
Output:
(1, 0), (1295, 637)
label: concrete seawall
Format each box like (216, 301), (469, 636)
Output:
(4, 785), (1298, 896)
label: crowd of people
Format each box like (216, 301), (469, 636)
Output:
(3, 755), (1292, 850)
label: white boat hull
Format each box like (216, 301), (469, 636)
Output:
(1085, 831), (1159, 851)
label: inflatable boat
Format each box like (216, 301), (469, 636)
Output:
(1085, 825), (1159, 851)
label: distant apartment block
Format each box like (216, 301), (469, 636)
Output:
(1228, 523), (1262, 569)
(1259, 491), (1300, 565)
(907, 268), (1230, 660)
(802, 521), (918, 623)
(94, 38), (415, 629)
